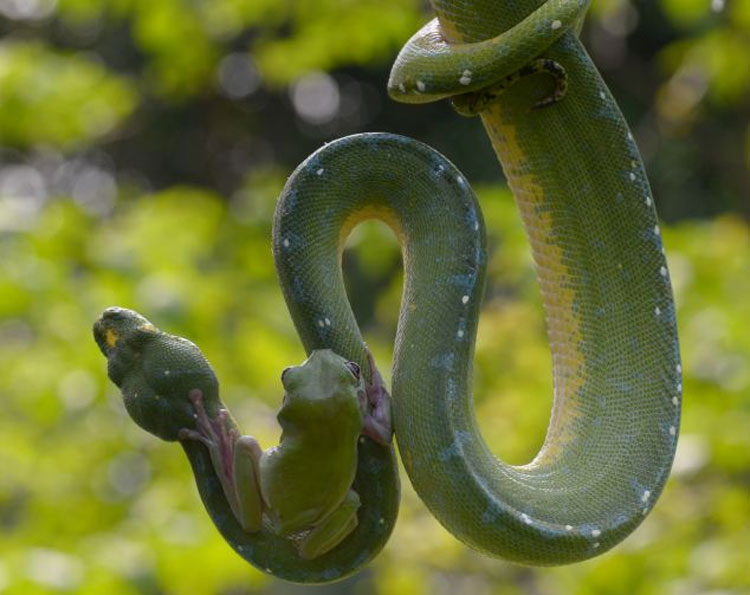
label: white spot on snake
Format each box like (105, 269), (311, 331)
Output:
(282, 238), (290, 248)
(457, 329), (464, 338)
(474, 221), (479, 231)
(459, 70), (472, 85)
(565, 524), (573, 531)
(438, 430), (470, 460)
(430, 352), (455, 370)
(599, 91), (606, 100)
(398, 82), (405, 93)
(521, 513), (532, 525)
(677, 382), (682, 393)
(676, 364), (682, 373)
(592, 528), (601, 537)
(593, 542), (600, 549)
(461, 295), (469, 304)
(445, 376), (458, 402)
(672, 396), (679, 405)
(317, 319), (325, 328)
(316, 168), (324, 176)
(642, 507), (649, 515)
(629, 172), (636, 181)
(359, 436), (365, 444)
(655, 306), (661, 316)
(379, 517), (385, 525)
(631, 160), (637, 168)
(324, 318), (331, 326)
(660, 266), (667, 277)
(265, 567), (272, 574)
(669, 425), (676, 436)
(627, 132), (633, 141)
(416, 80), (426, 92)
(645, 195), (652, 206)
(654, 225), (661, 236)
(164, 369), (170, 376)
(551, 19), (562, 30)
(641, 490), (651, 502)
(456, 175), (465, 186)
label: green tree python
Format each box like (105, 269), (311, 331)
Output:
(277, 0), (680, 568)
(95, 0), (681, 584)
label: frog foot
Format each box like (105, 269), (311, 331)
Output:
(361, 349), (393, 445)
(179, 389), (239, 504)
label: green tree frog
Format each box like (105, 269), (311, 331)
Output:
(93, 307), (392, 560)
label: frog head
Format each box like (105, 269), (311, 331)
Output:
(93, 306), (155, 357)
(277, 349), (364, 436)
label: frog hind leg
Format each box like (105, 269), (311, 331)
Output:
(361, 348), (393, 445)
(179, 390), (263, 532)
(297, 489), (361, 560)
(232, 436), (264, 532)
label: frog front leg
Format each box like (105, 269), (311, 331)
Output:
(179, 389), (264, 532)
(360, 349), (393, 445)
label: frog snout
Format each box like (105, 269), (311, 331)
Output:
(282, 349), (327, 389)
(280, 363), (301, 390)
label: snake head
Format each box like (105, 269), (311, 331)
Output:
(94, 307), (222, 441)
(93, 307), (155, 357)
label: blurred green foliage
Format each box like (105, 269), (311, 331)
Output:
(0, 0), (748, 594)
(0, 42), (136, 149)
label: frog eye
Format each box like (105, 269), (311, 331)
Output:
(281, 367), (291, 382)
(345, 361), (361, 380)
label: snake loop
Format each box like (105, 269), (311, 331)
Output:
(388, 0), (589, 108)
(379, 0), (681, 564)
(276, 0), (682, 566)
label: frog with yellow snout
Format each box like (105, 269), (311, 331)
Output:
(93, 307), (392, 560)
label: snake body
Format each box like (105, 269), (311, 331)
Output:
(98, 0), (681, 582)
(274, 0), (681, 568)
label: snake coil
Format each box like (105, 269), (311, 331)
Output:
(275, 0), (681, 567)
(99, 0), (682, 582)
